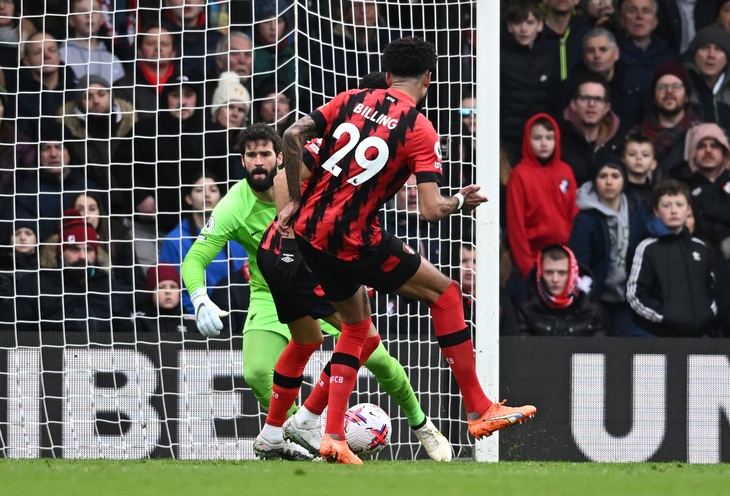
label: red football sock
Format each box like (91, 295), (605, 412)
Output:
(303, 364), (331, 415)
(303, 334), (381, 415)
(430, 281), (492, 415)
(325, 317), (371, 439)
(266, 340), (322, 427)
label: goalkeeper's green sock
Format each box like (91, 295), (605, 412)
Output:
(363, 342), (426, 428)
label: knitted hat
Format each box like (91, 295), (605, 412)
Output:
(254, 0), (292, 24)
(14, 218), (38, 237)
(146, 264), (181, 292)
(650, 61), (691, 96)
(593, 158), (626, 188)
(211, 71), (251, 119)
(59, 208), (98, 255)
(690, 23), (730, 57)
(75, 75), (112, 108)
(75, 74), (111, 91)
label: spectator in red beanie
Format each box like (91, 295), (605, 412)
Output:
(136, 263), (196, 333)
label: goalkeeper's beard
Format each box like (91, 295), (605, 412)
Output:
(246, 167), (277, 192)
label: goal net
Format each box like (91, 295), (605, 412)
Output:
(0, 0), (480, 460)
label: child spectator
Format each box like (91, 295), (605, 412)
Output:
(136, 264), (196, 333)
(515, 243), (609, 336)
(0, 218), (39, 329)
(621, 131), (657, 208)
(506, 112), (578, 279)
(569, 160), (650, 336)
(627, 179), (718, 337)
(500, 0), (557, 166)
(0, 218), (39, 298)
(60, 0), (126, 84)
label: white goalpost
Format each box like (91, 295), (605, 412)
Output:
(0, 0), (493, 461)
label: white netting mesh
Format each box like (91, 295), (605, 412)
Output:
(0, 0), (478, 460)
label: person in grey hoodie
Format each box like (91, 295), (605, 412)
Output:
(569, 160), (650, 336)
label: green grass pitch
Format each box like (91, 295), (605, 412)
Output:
(1, 459), (729, 496)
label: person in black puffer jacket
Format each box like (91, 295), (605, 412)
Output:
(500, 1), (559, 166)
(516, 243), (609, 337)
(627, 179), (718, 337)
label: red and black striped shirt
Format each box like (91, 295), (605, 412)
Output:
(294, 87), (443, 261)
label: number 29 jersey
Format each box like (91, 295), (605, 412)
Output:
(294, 87), (444, 262)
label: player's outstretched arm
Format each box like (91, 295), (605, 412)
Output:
(416, 183), (488, 222)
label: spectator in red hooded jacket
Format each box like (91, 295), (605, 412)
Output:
(506, 112), (579, 279)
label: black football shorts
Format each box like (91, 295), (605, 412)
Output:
(257, 244), (336, 324)
(295, 230), (422, 302)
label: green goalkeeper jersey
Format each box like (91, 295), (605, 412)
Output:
(182, 180), (275, 307)
(182, 178), (339, 339)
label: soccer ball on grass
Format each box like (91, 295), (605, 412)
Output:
(344, 402), (392, 457)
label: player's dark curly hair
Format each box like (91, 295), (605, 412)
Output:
(359, 71), (388, 90)
(381, 37), (437, 78)
(238, 122), (283, 155)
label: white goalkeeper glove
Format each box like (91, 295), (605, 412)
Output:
(191, 289), (228, 338)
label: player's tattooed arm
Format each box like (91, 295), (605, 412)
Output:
(282, 115), (318, 203)
(278, 115), (318, 233)
(417, 182), (488, 222)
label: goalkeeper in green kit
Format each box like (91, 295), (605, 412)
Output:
(181, 119), (452, 461)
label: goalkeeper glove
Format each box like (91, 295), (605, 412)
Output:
(191, 290), (228, 337)
(275, 237), (306, 284)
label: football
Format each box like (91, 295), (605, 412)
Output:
(344, 402), (392, 457)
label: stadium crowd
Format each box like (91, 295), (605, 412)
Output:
(0, 0), (729, 338)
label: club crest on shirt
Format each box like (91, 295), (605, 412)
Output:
(434, 141), (442, 160)
(203, 215), (215, 232)
(402, 243), (415, 255)
(723, 182), (730, 194)
(559, 179), (569, 194)
(693, 251), (701, 261)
